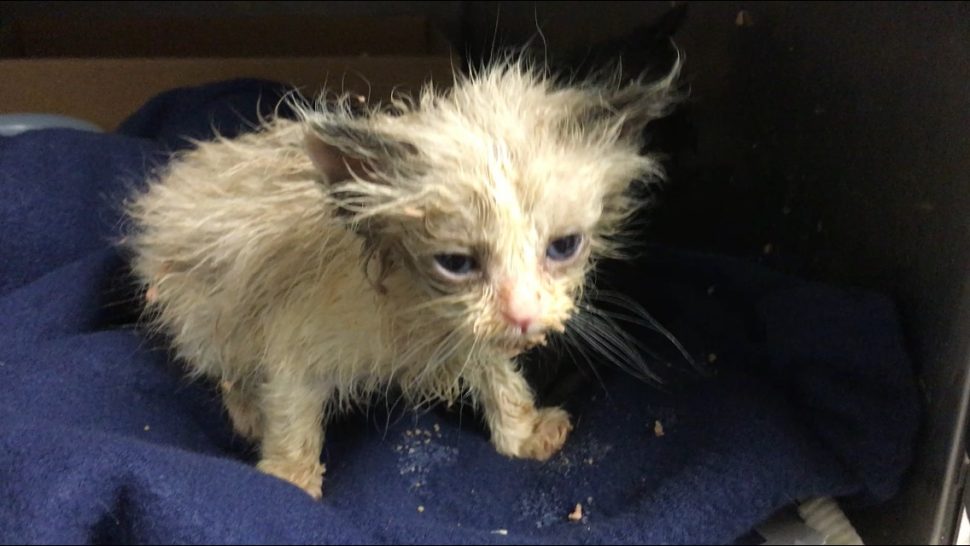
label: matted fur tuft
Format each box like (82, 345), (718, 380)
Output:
(123, 52), (684, 498)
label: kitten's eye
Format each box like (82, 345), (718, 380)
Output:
(546, 234), (583, 262)
(433, 253), (479, 279)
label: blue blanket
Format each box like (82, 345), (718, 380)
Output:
(0, 80), (921, 544)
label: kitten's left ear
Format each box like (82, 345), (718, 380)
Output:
(303, 119), (416, 185)
(606, 52), (684, 141)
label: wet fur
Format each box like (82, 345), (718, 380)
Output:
(123, 53), (682, 499)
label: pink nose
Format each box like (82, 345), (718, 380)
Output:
(502, 311), (534, 335)
(499, 282), (540, 335)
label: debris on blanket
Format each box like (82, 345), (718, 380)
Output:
(568, 503), (584, 522)
(654, 420), (665, 437)
(491, 529), (508, 536)
(394, 424), (456, 491)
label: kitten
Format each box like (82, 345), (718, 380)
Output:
(124, 54), (681, 499)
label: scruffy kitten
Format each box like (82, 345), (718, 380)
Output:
(124, 55), (681, 499)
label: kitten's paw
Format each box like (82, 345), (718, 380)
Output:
(257, 459), (326, 500)
(518, 407), (573, 461)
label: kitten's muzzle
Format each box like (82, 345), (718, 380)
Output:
(502, 311), (542, 336)
(498, 281), (543, 335)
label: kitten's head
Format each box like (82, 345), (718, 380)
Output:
(300, 55), (681, 357)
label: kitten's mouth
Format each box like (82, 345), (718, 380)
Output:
(489, 320), (565, 357)
(496, 333), (548, 357)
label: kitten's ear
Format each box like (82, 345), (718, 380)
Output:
(605, 53), (684, 141)
(304, 120), (416, 184)
(304, 130), (362, 184)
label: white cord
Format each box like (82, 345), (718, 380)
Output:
(797, 497), (865, 545)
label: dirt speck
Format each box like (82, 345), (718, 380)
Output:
(735, 10), (754, 27)
(654, 420), (665, 437)
(568, 504), (584, 522)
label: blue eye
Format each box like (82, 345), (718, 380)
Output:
(434, 254), (478, 277)
(546, 235), (583, 261)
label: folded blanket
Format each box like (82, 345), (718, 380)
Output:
(0, 80), (920, 545)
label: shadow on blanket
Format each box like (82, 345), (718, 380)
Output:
(0, 79), (920, 544)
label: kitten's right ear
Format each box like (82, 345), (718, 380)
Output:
(304, 128), (362, 185)
(304, 120), (415, 185)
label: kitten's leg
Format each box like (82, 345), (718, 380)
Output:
(220, 380), (263, 441)
(255, 374), (328, 500)
(469, 358), (573, 461)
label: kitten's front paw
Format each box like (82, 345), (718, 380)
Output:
(257, 458), (326, 500)
(519, 407), (573, 461)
